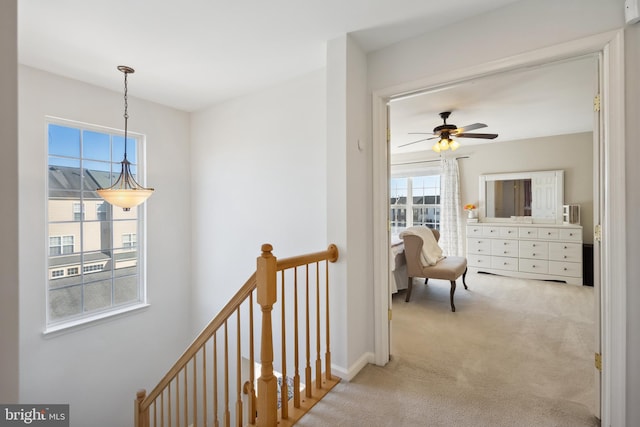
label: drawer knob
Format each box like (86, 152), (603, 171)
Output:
(564, 268), (568, 271)
(503, 251), (507, 254)
(532, 253), (536, 256)
(564, 255), (567, 259)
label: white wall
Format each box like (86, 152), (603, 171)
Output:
(326, 35), (374, 376)
(189, 70), (328, 333)
(368, 0), (625, 92)
(0, 0), (19, 404)
(18, 66), (192, 427)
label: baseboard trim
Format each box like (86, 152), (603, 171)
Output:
(331, 351), (375, 381)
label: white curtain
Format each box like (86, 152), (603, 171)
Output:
(440, 158), (464, 256)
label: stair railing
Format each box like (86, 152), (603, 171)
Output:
(134, 243), (339, 427)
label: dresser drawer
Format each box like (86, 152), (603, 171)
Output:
(549, 242), (582, 262)
(519, 227), (538, 238)
(559, 228), (581, 241)
(468, 254), (491, 268)
(549, 261), (582, 277)
(491, 239), (519, 257)
(491, 256), (519, 271)
(500, 227), (518, 238)
(482, 226), (502, 237)
(467, 225), (484, 237)
(519, 241), (549, 259)
(519, 258), (549, 274)
(468, 239), (491, 255)
(538, 228), (560, 239)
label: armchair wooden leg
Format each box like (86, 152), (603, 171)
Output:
(449, 280), (457, 312)
(405, 277), (413, 302)
(462, 267), (468, 290)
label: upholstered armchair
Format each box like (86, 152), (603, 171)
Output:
(401, 227), (468, 312)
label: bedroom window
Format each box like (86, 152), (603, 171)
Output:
(46, 118), (148, 332)
(390, 175), (440, 234)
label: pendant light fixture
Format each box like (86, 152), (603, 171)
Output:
(97, 65), (154, 211)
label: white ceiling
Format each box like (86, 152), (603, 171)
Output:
(389, 55), (598, 154)
(18, 0), (596, 148)
(18, 0), (524, 112)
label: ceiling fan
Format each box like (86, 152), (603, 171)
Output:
(399, 111), (498, 152)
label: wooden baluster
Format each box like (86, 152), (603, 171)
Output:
(248, 292), (256, 424)
(213, 332), (219, 427)
(152, 400), (156, 427)
(315, 262), (322, 389)
(183, 367), (188, 427)
(135, 389), (148, 427)
(305, 264), (312, 398)
(224, 321), (230, 427)
(160, 391), (164, 427)
(293, 267), (301, 408)
(202, 346), (207, 427)
(168, 382), (172, 427)
(325, 258), (332, 380)
(176, 374), (180, 427)
(192, 357), (197, 427)
(280, 270), (289, 419)
(235, 307), (243, 427)
(256, 244), (278, 427)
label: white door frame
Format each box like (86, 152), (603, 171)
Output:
(371, 30), (626, 426)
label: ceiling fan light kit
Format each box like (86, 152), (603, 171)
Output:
(403, 111), (499, 152)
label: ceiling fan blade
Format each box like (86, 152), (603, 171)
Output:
(398, 137), (437, 147)
(456, 133), (498, 139)
(453, 123), (487, 134)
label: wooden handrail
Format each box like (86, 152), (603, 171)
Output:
(140, 272), (257, 409)
(275, 244), (339, 271)
(135, 243), (340, 427)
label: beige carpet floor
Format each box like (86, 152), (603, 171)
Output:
(297, 273), (598, 427)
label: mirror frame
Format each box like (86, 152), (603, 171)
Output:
(479, 170), (564, 224)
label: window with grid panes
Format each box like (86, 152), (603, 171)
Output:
(46, 118), (148, 330)
(390, 175), (440, 235)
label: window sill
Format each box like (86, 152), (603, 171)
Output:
(43, 303), (150, 337)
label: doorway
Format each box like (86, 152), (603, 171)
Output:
(370, 30), (627, 427)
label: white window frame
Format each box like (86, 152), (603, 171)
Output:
(49, 235), (74, 256)
(122, 233), (137, 249)
(45, 117), (149, 334)
(390, 172), (441, 234)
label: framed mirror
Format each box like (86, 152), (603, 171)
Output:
(479, 170), (564, 224)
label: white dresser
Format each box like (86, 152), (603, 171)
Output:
(466, 223), (583, 285)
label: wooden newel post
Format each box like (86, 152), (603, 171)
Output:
(134, 389), (148, 427)
(256, 244), (278, 427)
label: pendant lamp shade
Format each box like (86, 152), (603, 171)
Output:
(97, 66), (154, 211)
